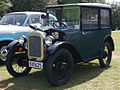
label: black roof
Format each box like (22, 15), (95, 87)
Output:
(45, 3), (111, 9)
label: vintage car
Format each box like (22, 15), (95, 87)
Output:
(5, 3), (114, 86)
(0, 11), (57, 64)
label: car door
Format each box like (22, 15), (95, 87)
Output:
(64, 7), (100, 61)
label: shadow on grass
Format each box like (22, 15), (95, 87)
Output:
(0, 63), (6, 67)
(0, 62), (110, 90)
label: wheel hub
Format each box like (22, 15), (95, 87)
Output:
(16, 57), (26, 66)
(0, 46), (8, 61)
(54, 62), (65, 73)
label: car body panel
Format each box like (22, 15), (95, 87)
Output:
(0, 25), (33, 42)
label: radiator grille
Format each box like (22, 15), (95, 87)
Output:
(28, 33), (44, 61)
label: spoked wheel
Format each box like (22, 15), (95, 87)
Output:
(99, 42), (112, 68)
(46, 48), (74, 86)
(6, 47), (31, 77)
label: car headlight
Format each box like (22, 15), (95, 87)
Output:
(45, 36), (54, 46)
(18, 35), (27, 44)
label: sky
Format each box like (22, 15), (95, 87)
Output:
(106, 0), (120, 3)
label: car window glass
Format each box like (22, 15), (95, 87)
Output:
(82, 8), (98, 30)
(47, 8), (62, 28)
(48, 15), (58, 26)
(49, 16), (57, 22)
(101, 9), (110, 28)
(0, 14), (26, 26)
(62, 7), (80, 30)
(25, 15), (40, 26)
(47, 7), (80, 29)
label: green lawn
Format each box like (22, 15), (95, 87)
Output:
(0, 32), (120, 90)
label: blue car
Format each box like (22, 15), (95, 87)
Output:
(0, 11), (57, 64)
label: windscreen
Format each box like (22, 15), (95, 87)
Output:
(47, 8), (61, 28)
(0, 14), (27, 26)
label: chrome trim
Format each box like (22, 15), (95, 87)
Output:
(0, 46), (8, 61)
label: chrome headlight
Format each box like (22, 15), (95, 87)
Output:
(45, 36), (54, 46)
(18, 35), (27, 44)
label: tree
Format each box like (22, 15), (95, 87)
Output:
(57, 0), (84, 4)
(0, 0), (12, 18)
(86, 0), (105, 3)
(111, 2), (120, 30)
(10, 0), (49, 12)
(48, 0), (57, 5)
(57, 0), (105, 4)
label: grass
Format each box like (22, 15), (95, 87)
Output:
(0, 31), (120, 90)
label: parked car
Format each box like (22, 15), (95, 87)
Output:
(5, 3), (114, 86)
(0, 11), (57, 64)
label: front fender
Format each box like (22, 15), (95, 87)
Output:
(0, 40), (21, 59)
(47, 41), (65, 55)
(7, 40), (20, 50)
(47, 41), (81, 62)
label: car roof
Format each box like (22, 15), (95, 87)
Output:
(7, 11), (46, 15)
(45, 3), (111, 9)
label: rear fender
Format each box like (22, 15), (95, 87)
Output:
(103, 35), (115, 51)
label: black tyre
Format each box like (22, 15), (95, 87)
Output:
(6, 47), (31, 77)
(0, 42), (10, 64)
(46, 48), (74, 86)
(99, 42), (112, 68)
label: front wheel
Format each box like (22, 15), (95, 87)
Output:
(99, 42), (112, 68)
(6, 47), (31, 77)
(0, 42), (10, 64)
(46, 48), (74, 86)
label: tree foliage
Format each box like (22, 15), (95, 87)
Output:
(85, 0), (105, 3)
(57, 0), (105, 4)
(0, 0), (12, 18)
(10, 0), (49, 12)
(111, 2), (120, 30)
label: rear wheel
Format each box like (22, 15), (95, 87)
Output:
(99, 42), (112, 68)
(6, 47), (31, 77)
(46, 48), (74, 86)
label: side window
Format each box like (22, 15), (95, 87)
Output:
(82, 8), (99, 30)
(62, 7), (80, 30)
(48, 15), (59, 27)
(49, 16), (57, 22)
(49, 15), (57, 25)
(25, 15), (40, 26)
(101, 9), (110, 28)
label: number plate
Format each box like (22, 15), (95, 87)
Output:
(29, 61), (43, 69)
